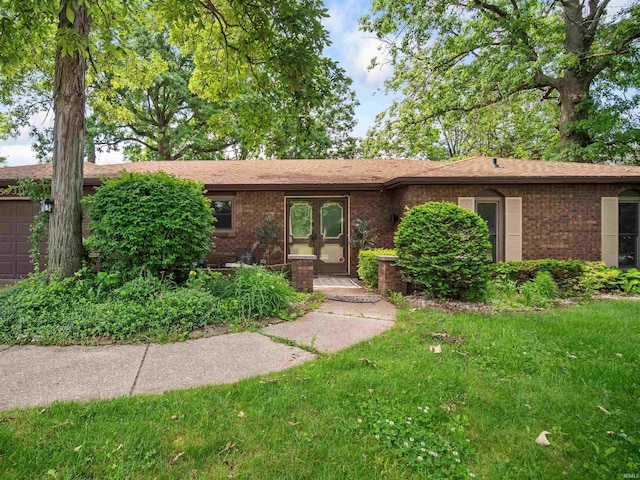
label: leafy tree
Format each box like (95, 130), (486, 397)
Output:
(0, 155), (6, 167)
(89, 27), (235, 162)
(363, 92), (559, 160)
(0, 0), (339, 278)
(238, 61), (360, 159)
(89, 28), (358, 162)
(361, 0), (640, 162)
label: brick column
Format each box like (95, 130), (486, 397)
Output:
(376, 255), (406, 295)
(288, 254), (316, 292)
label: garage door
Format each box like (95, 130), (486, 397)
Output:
(0, 200), (36, 279)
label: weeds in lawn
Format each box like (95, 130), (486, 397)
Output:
(353, 395), (473, 479)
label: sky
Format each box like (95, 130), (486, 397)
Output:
(0, 0), (393, 167)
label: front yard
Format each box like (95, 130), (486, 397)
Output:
(1, 300), (638, 479)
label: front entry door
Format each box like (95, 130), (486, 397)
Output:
(287, 198), (348, 275)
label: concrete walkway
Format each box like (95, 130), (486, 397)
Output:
(0, 298), (395, 411)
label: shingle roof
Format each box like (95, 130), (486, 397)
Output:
(399, 156), (640, 183)
(1, 157), (639, 188)
(111, 159), (438, 188)
(0, 162), (116, 182)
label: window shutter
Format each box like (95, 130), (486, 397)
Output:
(458, 197), (475, 211)
(601, 197), (619, 267)
(505, 197), (522, 261)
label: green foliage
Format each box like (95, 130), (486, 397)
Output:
(88, 2), (356, 162)
(361, 0), (640, 162)
(619, 268), (640, 294)
(578, 262), (622, 293)
(363, 93), (559, 161)
(394, 202), (491, 299)
(0, 267), (304, 344)
(83, 171), (214, 278)
(187, 267), (299, 320)
(493, 259), (584, 292)
(387, 290), (408, 308)
(88, 27), (236, 162)
(518, 271), (560, 308)
(350, 218), (379, 252)
(3, 178), (51, 270)
(357, 249), (396, 289)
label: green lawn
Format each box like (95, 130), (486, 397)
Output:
(1, 300), (639, 479)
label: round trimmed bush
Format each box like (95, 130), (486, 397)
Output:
(84, 171), (214, 277)
(394, 202), (492, 299)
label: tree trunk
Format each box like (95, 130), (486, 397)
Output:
(158, 134), (172, 161)
(557, 74), (593, 159)
(48, 1), (89, 279)
(556, 0), (594, 160)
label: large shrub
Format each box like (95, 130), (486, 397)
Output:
(394, 202), (492, 299)
(84, 172), (214, 277)
(357, 249), (396, 288)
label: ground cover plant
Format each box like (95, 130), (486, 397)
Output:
(0, 267), (311, 345)
(0, 300), (638, 479)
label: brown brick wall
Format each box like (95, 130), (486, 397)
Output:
(392, 183), (637, 261)
(348, 191), (397, 275)
(206, 191), (285, 267)
(377, 258), (406, 295)
(201, 182), (638, 270)
(290, 258), (315, 292)
(205, 190), (399, 276)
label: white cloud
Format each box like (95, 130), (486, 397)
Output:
(323, 0), (392, 87)
(0, 144), (37, 166)
(96, 150), (125, 165)
(0, 110), (54, 166)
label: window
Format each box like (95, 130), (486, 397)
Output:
(619, 200), (639, 269)
(476, 201), (499, 262)
(211, 197), (234, 231)
(472, 190), (504, 263)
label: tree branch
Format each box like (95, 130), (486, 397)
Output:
(95, 136), (156, 151)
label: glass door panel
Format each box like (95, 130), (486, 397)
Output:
(619, 202), (639, 268)
(286, 198), (348, 275)
(288, 200), (314, 257)
(476, 202), (498, 262)
(317, 200), (346, 274)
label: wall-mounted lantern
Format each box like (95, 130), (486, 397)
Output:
(40, 198), (54, 213)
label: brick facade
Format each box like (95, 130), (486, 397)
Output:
(202, 183), (639, 273)
(289, 255), (315, 292)
(376, 255), (406, 295)
(206, 191), (285, 267)
(388, 183), (637, 262)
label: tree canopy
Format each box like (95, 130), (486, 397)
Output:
(361, 0), (640, 163)
(0, 0), (347, 277)
(88, 27), (358, 162)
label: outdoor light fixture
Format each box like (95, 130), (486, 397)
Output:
(40, 198), (54, 213)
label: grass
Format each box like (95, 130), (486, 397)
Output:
(1, 300), (639, 479)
